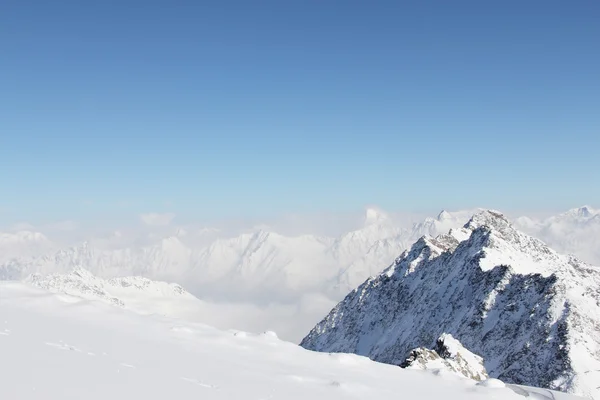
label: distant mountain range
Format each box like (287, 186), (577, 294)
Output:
(1, 206), (598, 342)
(515, 205), (600, 267)
(0, 208), (472, 299)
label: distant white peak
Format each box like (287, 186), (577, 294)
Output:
(364, 207), (390, 226)
(436, 210), (453, 221)
(562, 205), (597, 219)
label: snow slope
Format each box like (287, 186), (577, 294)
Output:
(25, 267), (200, 317)
(301, 210), (600, 400)
(19, 267), (330, 341)
(0, 282), (584, 400)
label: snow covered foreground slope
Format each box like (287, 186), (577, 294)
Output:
(0, 283), (583, 400)
(301, 210), (600, 400)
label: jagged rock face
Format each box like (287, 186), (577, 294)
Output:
(400, 334), (488, 381)
(300, 211), (600, 400)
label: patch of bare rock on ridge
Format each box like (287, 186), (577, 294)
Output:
(400, 333), (488, 381)
(301, 210), (600, 400)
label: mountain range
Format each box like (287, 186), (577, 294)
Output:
(1, 206), (598, 342)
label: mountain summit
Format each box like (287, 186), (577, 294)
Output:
(301, 210), (600, 400)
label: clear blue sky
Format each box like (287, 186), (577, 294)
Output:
(1, 0), (598, 224)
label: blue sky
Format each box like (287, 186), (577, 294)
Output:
(1, 1), (598, 224)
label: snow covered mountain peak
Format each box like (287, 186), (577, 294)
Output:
(436, 210), (452, 221)
(301, 210), (600, 399)
(561, 205), (597, 220)
(463, 209), (510, 232)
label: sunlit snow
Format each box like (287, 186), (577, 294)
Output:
(0, 282), (584, 400)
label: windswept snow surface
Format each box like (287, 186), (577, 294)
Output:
(0, 282), (584, 400)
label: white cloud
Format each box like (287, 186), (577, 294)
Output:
(139, 212), (176, 226)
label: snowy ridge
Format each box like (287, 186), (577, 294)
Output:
(0, 282), (586, 400)
(25, 268), (201, 319)
(301, 210), (600, 399)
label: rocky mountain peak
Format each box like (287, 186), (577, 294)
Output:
(463, 210), (511, 232)
(565, 205), (595, 219)
(301, 210), (600, 399)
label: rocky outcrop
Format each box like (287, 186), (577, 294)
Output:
(400, 334), (488, 381)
